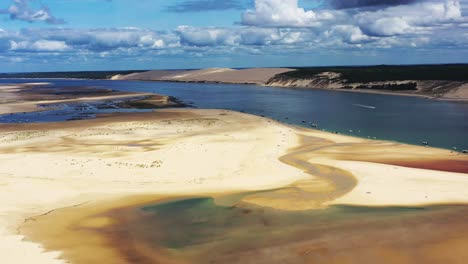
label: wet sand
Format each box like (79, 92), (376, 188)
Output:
(292, 133), (468, 174)
(21, 195), (468, 264)
(0, 83), (182, 115)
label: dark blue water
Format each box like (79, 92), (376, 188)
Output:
(1, 78), (467, 150)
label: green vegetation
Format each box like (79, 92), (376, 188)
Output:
(277, 64), (468, 83)
(356, 82), (418, 91)
(0, 70), (146, 79)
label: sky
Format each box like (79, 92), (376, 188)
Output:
(0, 0), (467, 72)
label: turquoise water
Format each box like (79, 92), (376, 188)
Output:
(1, 78), (467, 150)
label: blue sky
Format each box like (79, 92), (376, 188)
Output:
(0, 0), (467, 72)
(0, 0), (253, 30)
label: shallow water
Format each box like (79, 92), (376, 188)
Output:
(1, 78), (467, 150)
(140, 197), (423, 250)
(95, 195), (468, 264)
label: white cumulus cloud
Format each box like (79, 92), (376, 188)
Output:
(0, 0), (65, 24)
(10, 40), (69, 52)
(356, 0), (464, 36)
(242, 0), (336, 27)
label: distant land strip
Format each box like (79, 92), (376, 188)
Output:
(2, 64), (468, 101)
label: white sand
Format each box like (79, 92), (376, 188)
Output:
(321, 159), (468, 206)
(0, 110), (307, 264)
(443, 83), (468, 100)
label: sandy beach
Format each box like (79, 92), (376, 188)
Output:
(0, 103), (466, 263)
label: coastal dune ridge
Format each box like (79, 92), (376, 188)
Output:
(112, 65), (468, 101)
(115, 67), (294, 85)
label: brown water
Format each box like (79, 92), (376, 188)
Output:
(75, 195), (468, 264)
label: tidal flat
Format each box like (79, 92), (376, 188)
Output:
(22, 193), (468, 264)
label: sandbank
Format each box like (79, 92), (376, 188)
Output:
(0, 108), (466, 263)
(0, 83), (182, 115)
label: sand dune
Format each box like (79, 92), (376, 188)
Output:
(115, 68), (294, 84)
(443, 83), (468, 100)
(115, 70), (188, 81)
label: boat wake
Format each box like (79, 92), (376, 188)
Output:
(353, 104), (376, 109)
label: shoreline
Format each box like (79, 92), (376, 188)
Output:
(0, 83), (185, 115)
(263, 82), (468, 103)
(109, 66), (468, 102)
(111, 78), (468, 102)
(3, 81), (465, 153)
(5, 73), (467, 102)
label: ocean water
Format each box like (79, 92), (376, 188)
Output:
(1, 78), (467, 150)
